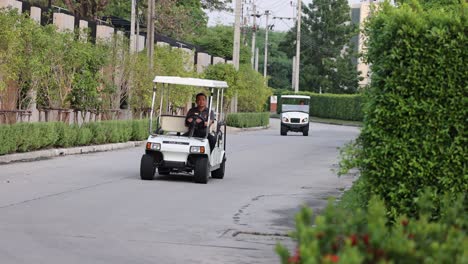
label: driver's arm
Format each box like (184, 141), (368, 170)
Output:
(185, 110), (194, 127)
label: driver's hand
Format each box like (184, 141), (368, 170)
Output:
(187, 118), (193, 123)
(195, 119), (202, 124)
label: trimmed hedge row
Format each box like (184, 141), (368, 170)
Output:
(0, 119), (150, 155)
(276, 92), (364, 121)
(226, 112), (270, 128)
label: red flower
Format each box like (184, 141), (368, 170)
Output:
(323, 254), (340, 263)
(288, 255), (300, 263)
(408, 233), (415, 239)
(362, 234), (370, 246)
(316, 232), (325, 240)
(349, 234), (358, 246)
(288, 248), (301, 263)
(401, 219), (409, 227)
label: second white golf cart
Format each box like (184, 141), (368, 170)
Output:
(280, 95), (310, 136)
(140, 76), (228, 184)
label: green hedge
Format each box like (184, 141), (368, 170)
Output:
(276, 92), (364, 121)
(226, 112), (270, 128)
(356, 1), (468, 218)
(0, 119), (149, 155)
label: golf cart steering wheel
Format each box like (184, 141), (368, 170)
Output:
(186, 114), (207, 129)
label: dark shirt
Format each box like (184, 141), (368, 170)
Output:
(186, 107), (215, 123)
(186, 107), (215, 138)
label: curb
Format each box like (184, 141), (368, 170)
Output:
(226, 125), (270, 134)
(0, 141), (146, 165)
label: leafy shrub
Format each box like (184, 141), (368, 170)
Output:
(87, 122), (107, 145)
(37, 122), (59, 149)
(0, 125), (16, 154)
(76, 126), (93, 146)
(54, 122), (77, 148)
(226, 112), (269, 128)
(132, 119), (149, 141)
(276, 191), (467, 264)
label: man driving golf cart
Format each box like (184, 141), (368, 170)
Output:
(185, 92), (216, 152)
(140, 76), (228, 184)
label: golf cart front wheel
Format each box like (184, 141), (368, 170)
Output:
(194, 157), (209, 184)
(280, 125), (288, 136)
(140, 154), (155, 180)
(211, 156), (226, 179)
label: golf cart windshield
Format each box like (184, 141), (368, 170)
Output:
(281, 97), (310, 113)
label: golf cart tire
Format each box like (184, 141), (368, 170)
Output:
(140, 154), (155, 180)
(158, 167), (171, 175)
(194, 157), (209, 184)
(303, 127), (309, 136)
(280, 125), (288, 136)
(211, 156), (226, 179)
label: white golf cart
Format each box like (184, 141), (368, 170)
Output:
(140, 76), (228, 184)
(280, 95), (310, 136)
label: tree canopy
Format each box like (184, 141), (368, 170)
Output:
(279, 0), (361, 93)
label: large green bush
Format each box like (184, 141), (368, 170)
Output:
(276, 92), (364, 121)
(226, 112), (270, 128)
(354, 1), (467, 218)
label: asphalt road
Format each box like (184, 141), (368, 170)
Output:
(0, 119), (360, 264)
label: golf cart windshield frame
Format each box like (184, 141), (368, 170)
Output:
(281, 95), (310, 114)
(149, 76), (228, 139)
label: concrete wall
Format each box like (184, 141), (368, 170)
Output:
(0, 0), (22, 12)
(30, 6), (41, 23)
(180, 48), (194, 72)
(78, 20), (88, 41)
(53, 13), (74, 32)
(137, 35), (145, 52)
(96, 24), (114, 43)
(196, 52), (211, 73)
(156, 41), (170, 47)
(213, 57), (225, 65)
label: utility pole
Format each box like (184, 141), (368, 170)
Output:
(292, 56), (296, 89)
(294, 0), (302, 93)
(136, 3), (140, 52)
(147, 0), (155, 69)
(250, 1), (259, 68)
(255, 47), (259, 71)
(130, 0), (136, 53)
(263, 10), (271, 81)
(233, 0), (242, 70)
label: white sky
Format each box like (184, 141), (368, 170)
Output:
(207, 0), (363, 32)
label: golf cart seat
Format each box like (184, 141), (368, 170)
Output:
(160, 115), (188, 134)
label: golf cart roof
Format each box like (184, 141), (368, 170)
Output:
(153, 76), (228, 88)
(281, 95), (310, 99)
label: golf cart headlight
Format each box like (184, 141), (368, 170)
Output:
(190, 146), (205, 154)
(302, 117), (308, 123)
(282, 117), (289, 123)
(146, 142), (161, 150)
